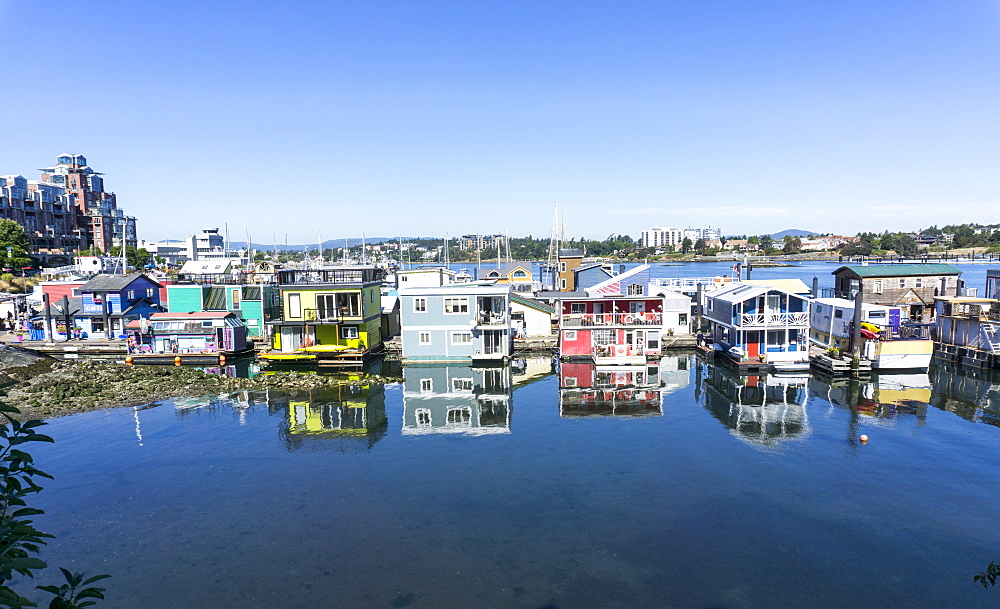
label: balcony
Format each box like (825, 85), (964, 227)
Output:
(476, 310), (509, 327)
(738, 312), (809, 327)
(561, 312), (663, 327)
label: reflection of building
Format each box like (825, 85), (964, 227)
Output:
(402, 364), (512, 435)
(807, 373), (930, 423)
(558, 359), (671, 418)
(696, 361), (810, 446)
(279, 383), (388, 450)
(929, 362), (1000, 428)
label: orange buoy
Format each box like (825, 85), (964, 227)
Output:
(174, 355), (182, 366)
(125, 356), (133, 365)
(219, 354), (227, 365)
(859, 434), (869, 444)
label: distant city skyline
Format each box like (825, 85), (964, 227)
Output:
(1, 1), (998, 243)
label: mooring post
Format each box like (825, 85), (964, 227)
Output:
(850, 291), (864, 376)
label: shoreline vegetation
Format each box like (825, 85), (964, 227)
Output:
(0, 347), (401, 421)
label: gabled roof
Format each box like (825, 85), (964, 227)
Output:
(43, 297), (83, 317)
(586, 264), (650, 296)
(150, 311), (236, 320)
(483, 262), (531, 277)
(510, 293), (554, 315)
(709, 283), (805, 304)
(80, 273), (161, 292)
(833, 264), (962, 278)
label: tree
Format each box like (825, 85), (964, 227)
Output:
(681, 238), (693, 254)
(759, 235), (774, 253)
(0, 221), (32, 273)
(694, 238), (707, 254)
(78, 246), (103, 257)
(782, 236), (801, 254)
(107, 246), (151, 270)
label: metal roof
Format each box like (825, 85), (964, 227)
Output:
(79, 273), (160, 292)
(833, 264), (962, 278)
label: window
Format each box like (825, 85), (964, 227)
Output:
(288, 293), (301, 318)
(564, 377), (577, 387)
(317, 294), (337, 319)
(513, 270), (526, 278)
(447, 408), (471, 425)
(126, 289), (135, 300)
(867, 311), (886, 319)
(419, 332), (431, 345)
(335, 293), (360, 317)
(452, 378), (473, 391)
(413, 297), (427, 312)
(873, 280), (882, 293)
(146, 288), (155, 298)
(560, 262), (566, 272)
(914, 278), (922, 288)
(401, 276), (408, 282)
(560, 279), (567, 289)
(444, 297), (468, 313)
(815, 305), (823, 314)
(834, 309), (843, 318)
(627, 284), (644, 296)
(415, 408), (431, 426)
(707, 300), (714, 311)
(899, 278), (906, 288)
(451, 332), (473, 345)
(341, 326), (359, 339)
(231, 288), (241, 308)
(570, 303), (586, 314)
(766, 330), (783, 345)
(564, 330), (577, 341)
(593, 329), (615, 345)
(420, 378), (432, 392)
(629, 301), (645, 314)
(678, 313), (688, 325)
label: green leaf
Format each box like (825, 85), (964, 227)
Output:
(80, 574), (111, 586)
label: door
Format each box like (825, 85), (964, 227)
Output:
(634, 330), (645, 354)
(746, 331), (760, 358)
(280, 326), (304, 352)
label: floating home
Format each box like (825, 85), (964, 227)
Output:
(704, 283), (810, 369)
(933, 296), (1000, 369)
(398, 284), (514, 363)
(830, 264), (964, 322)
(41, 273), (166, 340)
(558, 294), (669, 365)
(166, 283), (280, 338)
(126, 311), (251, 362)
(809, 297), (933, 371)
(265, 266), (385, 364)
(401, 364), (512, 435)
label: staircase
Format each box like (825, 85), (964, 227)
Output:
(982, 321), (1000, 354)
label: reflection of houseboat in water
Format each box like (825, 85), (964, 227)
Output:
(557, 355), (692, 418)
(276, 383), (388, 450)
(696, 361), (810, 446)
(929, 362), (1000, 428)
(808, 373), (930, 423)
(402, 365), (512, 435)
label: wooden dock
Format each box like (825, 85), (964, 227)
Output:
(809, 352), (872, 376)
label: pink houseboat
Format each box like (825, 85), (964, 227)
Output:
(558, 295), (665, 364)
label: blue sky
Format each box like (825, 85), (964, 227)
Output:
(1, 1), (998, 243)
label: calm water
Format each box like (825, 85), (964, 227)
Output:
(18, 353), (1000, 608)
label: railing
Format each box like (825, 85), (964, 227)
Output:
(820, 288), (857, 300)
(477, 311), (509, 326)
(561, 312), (663, 327)
(263, 305), (284, 322)
(276, 268), (385, 285)
(739, 312), (809, 326)
(651, 277), (733, 293)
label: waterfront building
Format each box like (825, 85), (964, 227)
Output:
(266, 266), (385, 357)
(43, 273), (165, 339)
(558, 359), (671, 418)
(557, 248), (585, 291)
(987, 269), (1000, 300)
(830, 264), (964, 323)
(131, 311), (249, 354)
(810, 297), (933, 370)
(509, 293), (555, 338)
(481, 262), (534, 292)
(572, 263), (615, 292)
(558, 293), (668, 364)
(401, 364), (512, 435)
(398, 284), (513, 363)
(932, 296), (1000, 369)
(397, 267), (458, 288)
(638, 226), (722, 249)
(704, 283), (810, 367)
(166, 283), (279, 338)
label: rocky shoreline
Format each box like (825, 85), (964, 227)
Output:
(0, 346), (402, 420)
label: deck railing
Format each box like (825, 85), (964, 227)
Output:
(561, 312), (662, 327)
(738, 312), (809, 327)
(476, 311), (509, 326)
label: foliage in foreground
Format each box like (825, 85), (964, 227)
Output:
(0, 402), (109, 608)
(975, 561), (1000, 588)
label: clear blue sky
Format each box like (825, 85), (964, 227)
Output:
(1, 1), (998, 244)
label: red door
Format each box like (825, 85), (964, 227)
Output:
(747, 331), (759, 358)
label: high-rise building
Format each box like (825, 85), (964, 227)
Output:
(0, 154), (136, 265)
(638, 225), (723, 249)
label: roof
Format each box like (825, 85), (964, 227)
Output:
(743, 279), (812, 294)
(710, 282), (806, 304)
(381, 295), (399, 312)
(150, 311), (236, 320)
(833, 264), (962, 278)
(398, 285), (510, 296)
(80, 273), (161, 292)
(510, 293), (554, 315)
(44, 297), (83, 317)
(586, 264), (650, 296)
(558, 248), (584, 258)
(483, 262), (531, 277)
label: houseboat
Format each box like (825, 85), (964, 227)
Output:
(558, 295), (665, 365)
(932, 296), (1000, 369)
(703, 283), (811, 371)
(401, 364), (512, 435)
(398, 284), (513, 363)
(126, 311), (252, 364)
(809, 297), (933, 371)
(558, 360), (665, 418)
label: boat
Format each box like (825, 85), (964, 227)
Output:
(259, 352), (317, 362)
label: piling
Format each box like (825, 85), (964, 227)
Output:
(850, 291), (864, 377)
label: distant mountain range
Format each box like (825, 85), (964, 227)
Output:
(769, 229), (817, 239)
(227, 237), (401, 252)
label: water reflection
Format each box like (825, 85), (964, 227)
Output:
(929, 362), (1000, 427)
(557, 355), (691, 418)
(274, 384), (388, 450)
(808, 373), (930, 423)
(402, 365), (512, 435)
(695, 361), (810, 446)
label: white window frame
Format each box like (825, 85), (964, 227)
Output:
(627, 284), (644, 296)
(288, 293), (302, 318)
(450, 331), (473, 345)
(419, 378), (432, 392)
(415, 408), (431, 426)
(564, 330), (577, 340)
(570, 303), (586, 314)
(413, 297), (427, 313)
(444, 297), (469, 314)
(873, 280), (883, 293)
(419, 331), (431, 345)
(340, 326), (359, 339)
